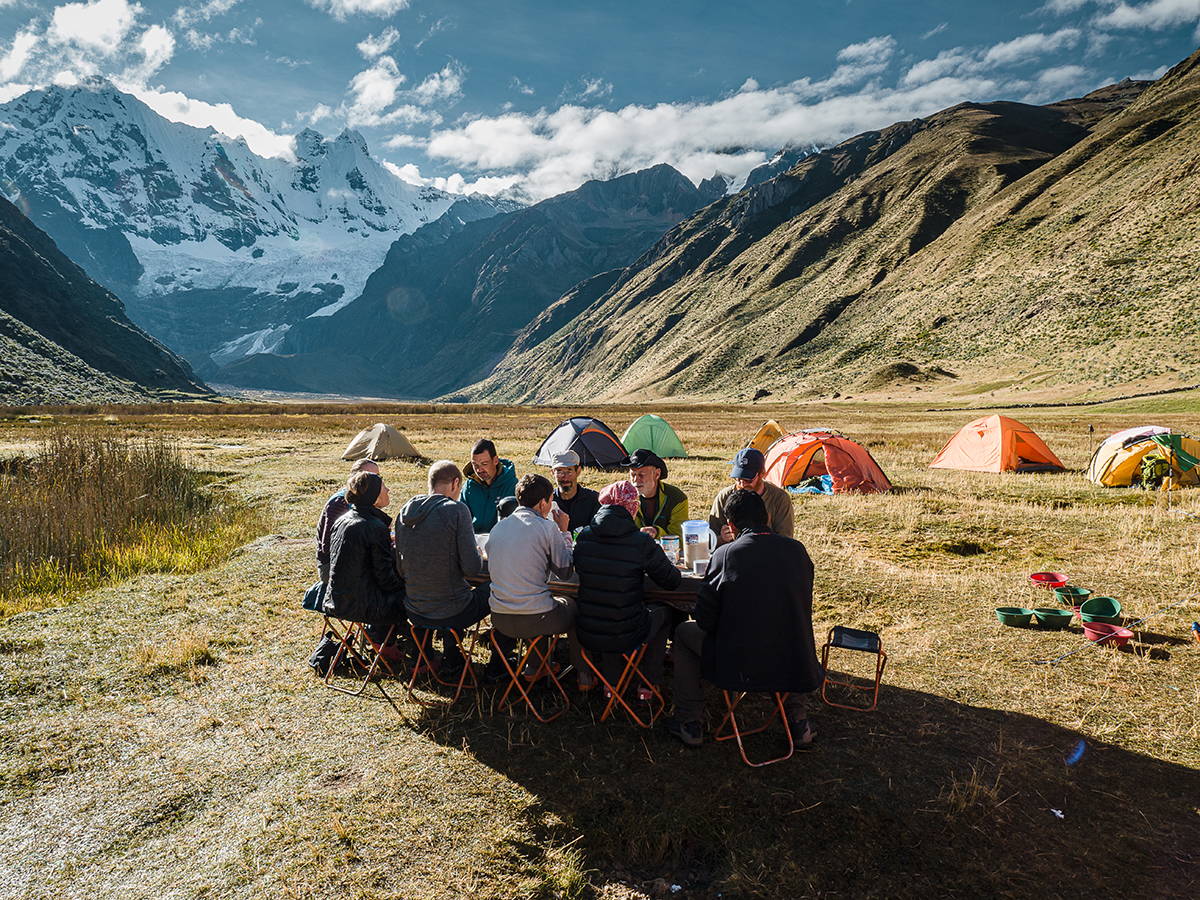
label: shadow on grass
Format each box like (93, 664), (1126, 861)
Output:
(410, 681), (1200, 898)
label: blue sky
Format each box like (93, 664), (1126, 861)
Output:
(0, 0), (1197, 198)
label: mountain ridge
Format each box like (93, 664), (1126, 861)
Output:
(455, 69), (1178, 404)
(0, 195), (207, 404)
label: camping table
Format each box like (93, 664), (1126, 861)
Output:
(467, 567), (703, 613)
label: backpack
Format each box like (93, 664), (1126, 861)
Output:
(1139, 452), (1171, 489)
(308, 632), (341, 677)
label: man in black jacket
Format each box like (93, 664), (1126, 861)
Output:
(573, 480), (682, 690)
(666, 489), (822, 748)
(324, 472), (408, 640)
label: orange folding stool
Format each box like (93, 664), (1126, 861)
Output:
(488, 631), (570, 722)
(714, 691), (795, 767)
(406, 622), (481, 707)
(820, 626), (886, 711)
(580, 645), (665, 728)
(321, 616), (400, 711)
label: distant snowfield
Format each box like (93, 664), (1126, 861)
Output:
(0, 80), (467, 362)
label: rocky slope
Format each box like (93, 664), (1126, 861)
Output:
(459, 70), (1179, 403)
(0, 81), (504, 373)
(223, 164), (725, 397)
(0, 197), (206, 404)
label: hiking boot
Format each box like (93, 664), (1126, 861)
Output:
(788, 717), (816, 749)
(665, 717), (704, 748)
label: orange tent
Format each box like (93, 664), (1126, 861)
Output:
(764, 431), (892, 494)
(929, 415), (1064, 473)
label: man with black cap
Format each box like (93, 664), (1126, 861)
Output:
(708, 447), (794, 545)
(666, 489), (821, 748)
(622, 448), (689, 539)
(545, 449), (600, 532)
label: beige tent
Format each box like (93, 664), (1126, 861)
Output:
(342, 423), (421, 461)
(747, 420), (786, 455)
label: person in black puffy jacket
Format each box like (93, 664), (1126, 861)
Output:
(573, 481), (682, 690)
(324, 471), (408, 632)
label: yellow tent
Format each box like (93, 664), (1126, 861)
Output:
(747, 420), (785, 455)
(342, 423), (421, 461)
(1087, 427), (1200, 488)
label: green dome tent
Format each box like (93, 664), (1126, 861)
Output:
(621, 414), (688, 458)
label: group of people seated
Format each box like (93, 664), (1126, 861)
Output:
(315, 438), (822, 747)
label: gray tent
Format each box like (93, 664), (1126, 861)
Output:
(342, 423), (421, 461)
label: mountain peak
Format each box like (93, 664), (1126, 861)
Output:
(294, 127), (326, 159)
(335, 128), (369, 154)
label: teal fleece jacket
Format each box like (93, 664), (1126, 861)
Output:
(461, 457), (518, 533)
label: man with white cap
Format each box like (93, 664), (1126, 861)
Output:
(547, 449), (601, 533)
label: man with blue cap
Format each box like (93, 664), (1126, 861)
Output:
(708, 447), (794, 545)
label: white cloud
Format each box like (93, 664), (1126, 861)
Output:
(126, 23), (175, 80)
(836, 35), (897, 65)
(922, 22), (949, 39)
(1041, 0), (1099, 11)
(1094, 0), (1200, 29)
(357, 26), (399, 58)
(345, 54), (405, 123)
(424, 71), (1005, 200)
(510, 76), (534, 95)
(49, 0), (142, 55)
(902, 28), (1084, 87)
(0, 29), (39, 82)
(383, 132), (426, 148)
(0, 82), (34, 103)
(308, 0), (411, 20)
(382, 159), (424, 183)
(172, 0), (240, 28)
(125, 83), (294, 158)
(1128, 62), (1171, 78)
(579, 76), (612, 99)
(981, 28), (1082, 66)
(739, 77), (759, 92)
(412, 60), (466, 105)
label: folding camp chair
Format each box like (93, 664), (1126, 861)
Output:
(406, 621), (481, 706)
(580, 645), (665, 728)
(820, 626), (886, 711)
(321, 616), (400, 710)
(714, 691), (794, 767)
(488, 631), (570, 722)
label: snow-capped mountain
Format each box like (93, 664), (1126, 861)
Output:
(0, 79), (495, 370)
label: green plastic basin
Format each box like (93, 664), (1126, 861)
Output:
(995, 607), (1035, 627)
(1054, 586), (1092, 607)
(1080, 596), (1122, 624)
(1033, 608), (1075, 630)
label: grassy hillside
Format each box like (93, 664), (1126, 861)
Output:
(462, 54), (1197, 405)
(0, 196), (208, 404)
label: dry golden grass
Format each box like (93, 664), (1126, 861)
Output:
(0, 400), (1198, 898)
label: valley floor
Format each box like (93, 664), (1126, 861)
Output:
(1, 400), (1198, 899)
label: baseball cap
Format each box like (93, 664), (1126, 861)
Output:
(730, 448), (765, 480)
(548, 450), (580, 469)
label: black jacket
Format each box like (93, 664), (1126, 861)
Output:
(324, 505), (407, 625)
(696, 530), (823, 693)
(573, 506), (682, 652)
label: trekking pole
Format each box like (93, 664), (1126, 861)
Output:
(1032, 598), (1193, 665)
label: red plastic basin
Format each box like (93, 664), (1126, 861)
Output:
(1082, 622), (1134, 647)
(1030, 571), (1068, 589)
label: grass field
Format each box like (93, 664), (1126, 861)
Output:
(1, 401), (1198, 899)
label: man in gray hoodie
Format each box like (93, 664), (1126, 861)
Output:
(396, 459), (498, 678)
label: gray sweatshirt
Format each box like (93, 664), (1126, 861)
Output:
(486, 506), (573, 615)
(395, 494), (482, 620)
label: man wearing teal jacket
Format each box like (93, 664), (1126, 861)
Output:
(461, 438), (519, 533)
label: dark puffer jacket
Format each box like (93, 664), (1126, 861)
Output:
(696, 530), (823, 693)
(324, 504), (407, 625)
(573, 505), (682, 652)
